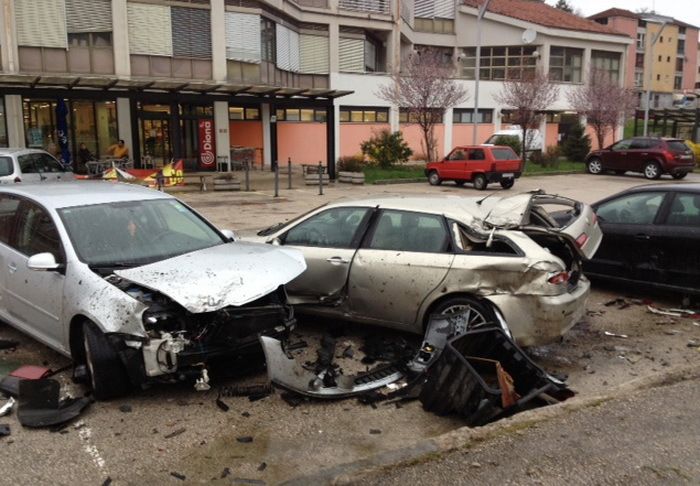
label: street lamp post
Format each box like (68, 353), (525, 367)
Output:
(472, 0), (492, 144)
(642, 15), (672, 136)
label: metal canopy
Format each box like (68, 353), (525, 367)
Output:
(0, 73), (353, 100)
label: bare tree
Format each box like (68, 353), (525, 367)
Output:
(493, 70), (559, 167)
(567, 68), (637, 150)
(377, 49), (468, 162)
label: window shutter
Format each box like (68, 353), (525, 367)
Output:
(66, 0), (111, 33)
(434, 0), (455, 19)
(276, 24), (300, 72)
(128, 3), (172, 56)
(414, 0), (434, 18)
(15, 0), (68, 48)
(339, 37), (364, 73)
(225, 12), (261, 63)
(299, 34), (329, 74)
(172, 7), (211, 59)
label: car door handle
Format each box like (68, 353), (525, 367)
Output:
(634, 234), (650, 240)
(7, 263), (17, 273)
(326, 256), (350, 265)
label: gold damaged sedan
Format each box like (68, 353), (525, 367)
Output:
(250, 191), (602, 346)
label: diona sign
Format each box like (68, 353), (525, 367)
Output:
(199, 119), (216, 169)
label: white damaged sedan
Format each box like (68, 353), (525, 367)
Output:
(0, 182), (305, 399)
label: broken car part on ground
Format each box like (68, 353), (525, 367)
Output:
(260, 310), (572, 425)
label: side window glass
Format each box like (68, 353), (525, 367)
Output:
(15, 202), (62, 260)
(449, 150), (466, 161)
(596, 192), (664, 225)
(666, 193), (700, 226)
(0, 157), (13, 177)
(33, 154), (65, 173)
(0, 195), (20, 245)
(284, 207), (369, 248)
(612, 139), (632, 150)
(469, 149), (485, 161)
(18, 155), (36, 173)
(369, 210), (448, 253)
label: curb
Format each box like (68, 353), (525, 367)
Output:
(281, 363), (700, 486)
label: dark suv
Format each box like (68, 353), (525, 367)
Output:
(585, 137), (696, 180)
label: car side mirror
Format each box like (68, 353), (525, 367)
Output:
(270, 237), (282, 246)
(220, 229), (237, 241)
(27, 252), (60, 271)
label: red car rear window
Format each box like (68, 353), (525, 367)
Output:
(666, 140), (690, 153)
(491, 148), (518, 160)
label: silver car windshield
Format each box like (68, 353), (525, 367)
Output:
(59, 199), (225, 267)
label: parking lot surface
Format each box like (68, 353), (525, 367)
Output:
(1, 172), (698, 485)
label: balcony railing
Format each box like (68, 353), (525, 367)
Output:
(339, 0), (391, 15)
(290, 0), (329, 8)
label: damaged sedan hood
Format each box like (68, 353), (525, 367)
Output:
(479, 192), (535, 228)
(114, 242), (306, 313)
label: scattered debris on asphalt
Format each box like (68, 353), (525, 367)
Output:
(215, 396), (230, 412)
(16, 379), (91, 428)
(0, 397), (15, 417)
(164, 427), (186, 439)
(0, 339), (19, 351)
(236, 435), (254, 443)
(257, 462), (267, 471)
(0, 424), (10, 437)
(604, 331), (629, 339)
(220, 383), (272, 401)
(170, 471), (186, 481)
(118, 404), (132, 413)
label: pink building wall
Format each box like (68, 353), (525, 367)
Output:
(607, 17), (638, 89)
(545, 123), (559, 149)
(278, 122), (327, 165)
(683, 29), (699, 91)
(401, 124), (445, 161)
(451, 124), (495, 146)
(339, 124), (390, 158)
(585, 124), (616, 150)
(229, 121), (264, 167)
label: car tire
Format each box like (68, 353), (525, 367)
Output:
(643, 161), (661, 180)
(83, 321), (130, 401)
(431, 296), (496, 330)
(473, 174), (488, 190)
(455, 180), (465, 187)
(586, 158), (603, 174)
(427, 171), (442, 186)
(500, 178), (515, 189)
(672, 172), (688, 180)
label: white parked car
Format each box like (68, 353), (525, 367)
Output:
(0, 148), (74, 184)
(0, 182), (305, 399)
(484, 125), (544, 152)
(249, 192), (603, 346)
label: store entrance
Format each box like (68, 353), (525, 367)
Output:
(139, 103), (172, 167)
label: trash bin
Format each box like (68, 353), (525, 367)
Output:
(419, 327), (572, 426)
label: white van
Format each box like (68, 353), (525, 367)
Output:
(484, 125), (544, 152)
(0, 148), (74, 184)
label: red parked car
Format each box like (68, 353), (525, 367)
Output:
(585, 137), (696, 180)
(425, 145), (522, 190)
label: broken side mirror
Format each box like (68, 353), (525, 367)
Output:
(27, 252), (61, 271)
(220, 229), (237, 241)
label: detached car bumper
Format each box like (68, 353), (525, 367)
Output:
(485, 276), (590, 347)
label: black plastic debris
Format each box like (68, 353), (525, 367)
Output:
(170, 472), (186, 481)
(285, 340), (308, 352)
(280, 391), (305, 408)
(360, 335), (414, 365)
(0, 375), (21, 397)
(419, 327), (573, 426)
(101, 477), (112, 486)
(215, 397), (230, 412)
(257, 462), (267, 471)
(17, 379), (91, 428)
(221, 467), (232, 479)
(219, 383), (272, 401)
(369, 428), (381, 435)
(0, 424), (10, 437)
(0, 339), (19, 350)
(118, 404), (132, 413)
(164, 428), (186, 439)
(236, 435), (253, 443)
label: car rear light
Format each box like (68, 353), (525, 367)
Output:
(548, 272), (570, 285)
(662, 150), (676, 162)
(575, 233), (588, 248)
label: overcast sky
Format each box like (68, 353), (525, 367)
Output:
(548, 0), (700, 37)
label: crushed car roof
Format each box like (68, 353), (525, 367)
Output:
(0, 181), (170, 209)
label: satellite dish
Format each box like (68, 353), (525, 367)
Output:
(522, 28), (537, 45)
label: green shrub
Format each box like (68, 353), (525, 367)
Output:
(492, 135), (522, 156)
(361, 130), (412, 169)
(560, 124), (592, 162)
(337, 155), (365, 172)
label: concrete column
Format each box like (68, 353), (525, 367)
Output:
(328, 22), (339, 74)
(538, 43), (550, 74)
(214, 100), (229, 166)
(582, 47), (592, 84)
(0, 0), (19, 72)
(443, 108), (453, 155)
(539, 117), (547, 150)
(211, 0), (227, 82)
(5, 95), (24, 147)
(261, 103), (271, 169)
(112, 0), (130, 76)
(116, 98), (133, 156)
(389, 106), (400, 132)
(333, 103), (340, 164)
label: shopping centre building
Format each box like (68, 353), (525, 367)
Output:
(0, 0), (639, 175)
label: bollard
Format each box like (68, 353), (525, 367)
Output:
(244, 160), (250, 191)
(318, 161), (323, 196)
(274, 161), (279, 198)
(287, 157), (292, 190)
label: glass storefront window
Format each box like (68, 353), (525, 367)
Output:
(95, 101), (118, 157)
(141, 103), (171, 114)
(0, 98), (7, 147)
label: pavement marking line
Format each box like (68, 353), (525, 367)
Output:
(78, 426), (107, 471)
